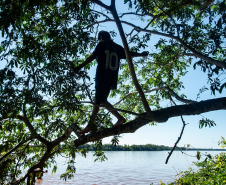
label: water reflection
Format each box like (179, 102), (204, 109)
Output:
(35, 151), (221, 185)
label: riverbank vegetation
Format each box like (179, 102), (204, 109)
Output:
(162, 138), (226, 184)
(162, 152), (226, 185)
(78, 144), (226, 151)
(79, 143), (175, 151)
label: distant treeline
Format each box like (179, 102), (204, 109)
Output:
(78, 144), (226, 151)
(78, 144), (186, 151)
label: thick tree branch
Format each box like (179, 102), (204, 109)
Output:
(157, 97), (226, 118)
(11, 162), (43, 185)
(181, 53), (196, 57)
(74, 114), (149, 147)
(74, 97), (226, 147)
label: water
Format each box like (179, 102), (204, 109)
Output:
(35, 151), (222, 185)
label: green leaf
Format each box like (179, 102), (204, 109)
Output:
(219, 82), (226, 94)
(199, 118), (216, 129)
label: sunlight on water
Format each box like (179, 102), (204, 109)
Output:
(34, 151), (221, 185)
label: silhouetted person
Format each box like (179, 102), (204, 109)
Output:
(72, 31), (148, 134)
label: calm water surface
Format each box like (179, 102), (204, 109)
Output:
(34, 151), (222, 185)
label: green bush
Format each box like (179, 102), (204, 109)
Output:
(160, 137), (226, 185)
(169, 152), (226, 185)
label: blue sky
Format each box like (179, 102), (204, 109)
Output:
(0, 0), (225, 149)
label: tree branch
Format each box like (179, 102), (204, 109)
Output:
(79, 101), (151, 118)
(119, 12), (148, 18)
(74, 114), (150, 147)
(113, 87), (196, 106)
(157, 97), (226, 118)
(90, 9), (111, 19)
(111, 0), (152, 115)
(51, 123), (80, 146)
(10, 123), (81, 185)
(74, 97), (226, 147)
(92, 18), (226, 69)
(91, 0), (110, 10)
(0, 137), (32, 163)
(12, 141), (32, 183)
(119, 20), (226, 69)
(1, 115), (49, 145)
(165, 116), (187, 164)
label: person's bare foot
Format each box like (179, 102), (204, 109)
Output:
(113, 117), (126, 127)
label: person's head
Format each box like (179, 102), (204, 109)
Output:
(98, 31), (111, 42)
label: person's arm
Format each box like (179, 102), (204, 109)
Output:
(130, 51), (149, 57)
(72, 54), (96, 73)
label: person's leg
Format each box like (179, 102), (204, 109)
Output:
(92, 98), (99, 115)
(101, 101), (126, 127)
(79, 87), (125, 135)
(79, 98), (99, 134)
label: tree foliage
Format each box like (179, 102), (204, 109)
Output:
(165, 151), (226, 184)
(0, 0), (226, 184)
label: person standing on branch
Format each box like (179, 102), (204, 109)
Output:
(72, 31), (149, 134)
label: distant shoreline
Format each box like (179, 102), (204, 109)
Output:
(78, 144), (226, 151)
(183, 149), (225, 151)
(99, 149), (226, 151)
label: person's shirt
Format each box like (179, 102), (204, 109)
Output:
(92, 40), (126, 89)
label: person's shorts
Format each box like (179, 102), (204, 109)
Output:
(95, 86), (111, 104)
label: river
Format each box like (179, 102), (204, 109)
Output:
(34, 150), (222, 185)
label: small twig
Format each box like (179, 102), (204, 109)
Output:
(119, 12), (148, 18)
(165, 116), (187, 164)
(12, 141), (32, 183)
(176, 147), (196, 157)
(81, 75), (93, 103)
(91, 9), (111, 19)
(79, 101), (147, 118)
(113, 87), (196, 106)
